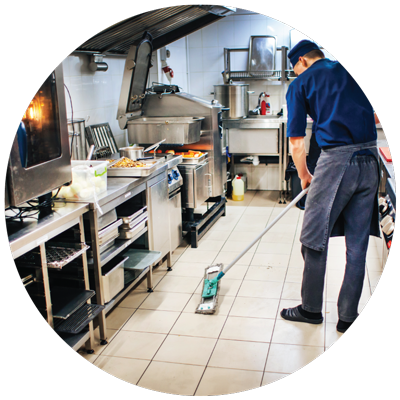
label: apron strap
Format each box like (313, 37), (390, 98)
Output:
(323, 140), (377, 153)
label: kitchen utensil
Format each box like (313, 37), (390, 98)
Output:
(248, 35), (276, 77)
(85, 123), (119, 155)
(119, 139), (166, 160)
(196, 188), (309, 314)
(87, 145), (95, 160)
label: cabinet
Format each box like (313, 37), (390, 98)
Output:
(7, 203), (97, 353)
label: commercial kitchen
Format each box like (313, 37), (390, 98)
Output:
(5, 5), (395, 396)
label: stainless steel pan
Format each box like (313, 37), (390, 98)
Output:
(119, 138), (166, 160)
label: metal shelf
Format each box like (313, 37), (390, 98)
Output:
(225, 70), (296, 82)
(54, 303), (104, 334)
(123, 249), (161, 271)
(16, 244), (90, 270)
(222, 46), (295, 83)
(24, 283), (95, 320)
(87, 227), (148, 267)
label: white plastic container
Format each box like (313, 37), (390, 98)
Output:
(232, 175), (244, 201)
(58, 160), (108, 200)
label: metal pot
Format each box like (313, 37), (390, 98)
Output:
(213, 84), (253, 119)
(119, 138), (166, 160)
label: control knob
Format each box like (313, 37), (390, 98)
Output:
(172, 169), (180, 180)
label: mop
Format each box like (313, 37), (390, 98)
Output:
(196, 188), (309, 314)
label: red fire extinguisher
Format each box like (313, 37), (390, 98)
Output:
(260, 92), (270, 115)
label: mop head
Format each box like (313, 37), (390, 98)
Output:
(195, 264), (224, 314)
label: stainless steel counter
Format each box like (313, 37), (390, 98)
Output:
(6, 201), (95, 352)
(6, 202), (90, 259)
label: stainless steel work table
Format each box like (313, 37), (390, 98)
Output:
(6, 202), (95, 352)
(224, 116), (285, 201)
(58, 160), (170, 345)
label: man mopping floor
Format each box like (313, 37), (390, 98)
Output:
(280, 40), (380, 333)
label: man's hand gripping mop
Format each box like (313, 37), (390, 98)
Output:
(196, 188), (309, 314)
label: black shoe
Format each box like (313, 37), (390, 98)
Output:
(336, 319), (353, 333)
(281, 306), (323, 325)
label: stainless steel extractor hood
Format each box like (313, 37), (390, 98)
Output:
(75, 5), (236, 56)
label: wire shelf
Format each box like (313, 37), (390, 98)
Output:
(226, 70), (278, 80)
(17, 244), (90, 270)
(54, 303), (104, 334)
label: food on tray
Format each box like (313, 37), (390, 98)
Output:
(174, 150), (203, 158)
(166, 150), (175, 154)
(110, 157), (147, 168)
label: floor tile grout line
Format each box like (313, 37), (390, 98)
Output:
(136, 277), (207, 388)
(194, 192), (256, 395)
(261, 207), (301, 380)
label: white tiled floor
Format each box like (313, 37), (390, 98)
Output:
(79, 190), (385, 395)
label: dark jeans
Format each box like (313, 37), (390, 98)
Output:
(301, 155), (379, 322)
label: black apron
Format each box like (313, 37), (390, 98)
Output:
(300, 140), (380, 252)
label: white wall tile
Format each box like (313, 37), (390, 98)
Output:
(203, 71), (223, 97)
(267, 164), (280, 190)
(189, 72), (204, 98)
(169, 46), (187, 73)
(169, 37), (186, 48)
(250, 165), (268, 190)
(202, 23), (219, 47)
(250, 19), (267, 36)
(218, 21), (235, 48)
(231, 52), (248, 71)
(188, 30), (202, 48)
(233, 20), (251, 47)
(189, 48), (203, 73)
(251, 14), (268, 21)
(202, 47), (224, 73)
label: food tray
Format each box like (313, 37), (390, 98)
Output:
(118, 206), (147, 225)
(179, 152), (207, 164)
(88, 236), (116, 258)
(121, 211), (148, 230)
(107, 158), (161, 177)
(98, 219), (122, 246)
(83, 208), (118, 231)
(118, 219), (147, 239)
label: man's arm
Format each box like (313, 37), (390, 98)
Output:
(290, 137), (313, 189)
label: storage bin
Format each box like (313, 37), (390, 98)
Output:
(58, 160), (108, 200)
(89, 256), (128, 303)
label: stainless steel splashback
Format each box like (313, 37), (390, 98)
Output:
(139, 93), (226, 198)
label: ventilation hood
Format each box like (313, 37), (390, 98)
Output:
(75, 5), (236, 55)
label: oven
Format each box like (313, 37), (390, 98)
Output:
(6, 64), (71, 207)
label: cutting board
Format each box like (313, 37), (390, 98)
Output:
(379, 147), (392, 162)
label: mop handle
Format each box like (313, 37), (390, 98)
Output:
(221, 188), (309, 277)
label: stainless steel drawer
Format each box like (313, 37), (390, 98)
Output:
(228, 128), (279, 154)
(178, 161), (210, 209)
(101, 256), (128, 303)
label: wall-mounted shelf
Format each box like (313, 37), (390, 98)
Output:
(222, 47), (295, 83)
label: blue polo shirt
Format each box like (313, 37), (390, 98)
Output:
(286, 59), (376, 149)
